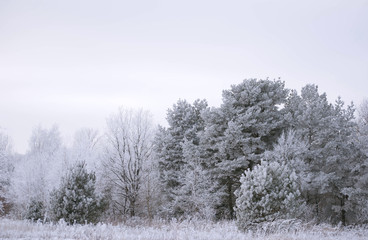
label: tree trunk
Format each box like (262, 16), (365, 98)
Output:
(341, 195), (347, 226)
(130, 198), (136, 217)
(227, 178), (234, 219)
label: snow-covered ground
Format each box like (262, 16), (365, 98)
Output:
(1, 218), (367, 240)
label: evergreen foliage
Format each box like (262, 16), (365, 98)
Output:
(50, 161), (106, 224)
(155, 99), (208, 217)
(201, 79), (289, 219)
(172, 139), (217, 219)
(26, 199), (45, 221)
(235, 159), (301, 230)
(284, 85), (362, 224)
(3, 80), (368, 226)
(344, 99), (368, 224)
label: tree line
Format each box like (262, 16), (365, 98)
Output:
(0, 79), (367, 229)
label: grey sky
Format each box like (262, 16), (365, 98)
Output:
(1, 0), (367, 153)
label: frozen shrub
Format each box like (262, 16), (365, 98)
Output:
(26, 199), (44, 221)
(234, 160), (301, 231)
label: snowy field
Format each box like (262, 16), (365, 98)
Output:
(1, 218), (368, 240)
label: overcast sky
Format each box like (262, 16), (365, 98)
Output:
(1, 0), (367, 153)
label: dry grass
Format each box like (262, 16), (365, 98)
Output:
(0, 217), (367, 240)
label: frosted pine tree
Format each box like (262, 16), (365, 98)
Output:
(284, 85), (361, 224)
(324, 98), (360, 225)
(50, 161), (106, 224)
(155, 99), (208, 217)
(344, 99), (368, 224)
(234, 159), (301, 231)
(25, 199), (45, 221)
(264, 130), (308, 191)
(172, 139), (217, 219)
(202, 79), (289, 219)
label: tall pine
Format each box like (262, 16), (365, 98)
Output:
(202, 79), (289, 219)
(284, 85), (361, 224)
(155, 99), (208, 217)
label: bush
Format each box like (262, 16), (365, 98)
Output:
(26, 199), (45, 221)
(234, 160), (301, 231)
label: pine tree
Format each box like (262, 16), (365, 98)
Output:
(50, 161), (106, 224)
(325, 98), (360, 225)
(26, 199), (45, 221)
(264, 130), (308, 192)
(172, 139), (217, 219)
(344, 99), (368, 224)
(284, 85), (361, 224)
(202, 79), (289, 219)
(235, 130), (306, 230)
(155, 99), (208, 217)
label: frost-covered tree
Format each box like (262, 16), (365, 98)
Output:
(9, 125), (64, 219)
(357, 99), (368, 156)
(29, 125), (62, 156)
(66, 127), (104, 201)
(344, 99), (368, 224)
(155, 99), (208, 217)
(235, 130), (306, 230)
(264, 130), (308, 191)
(0, 130), (13, 215)
(202, 79), (289, 219)
(285, 85), (361, 224)
(50, 161), (106, 224)
(69, 128), (101, 172)
(172, 139), (217, 219)
(103, 108), (154, 218)
(138, 152), (162, 220)
(235, 159), (301, 231)
(359, 99), (368, 124)
(284, 85), (332, 220)
(326, 98), (361, 225)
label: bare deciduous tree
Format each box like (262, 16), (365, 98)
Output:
(9, 125), (64, 219)
(359, 99), (368, 125)
(70, 128), (101, 172)
(103, 108), (154, 218)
